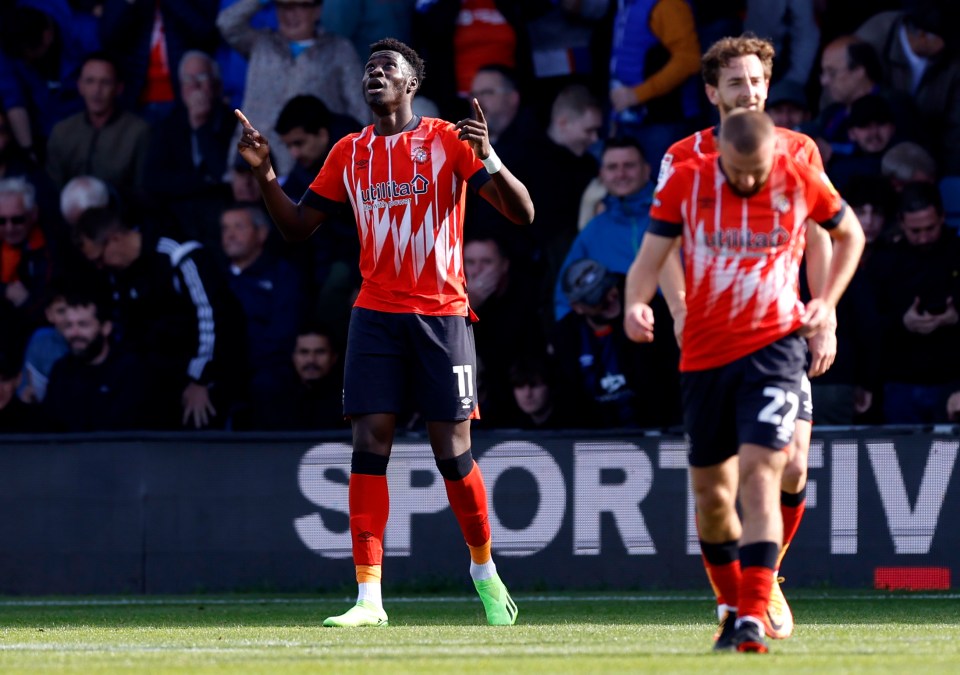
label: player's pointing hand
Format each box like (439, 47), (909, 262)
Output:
(455, 98), (492, 160)
(234, 109), (271, 169)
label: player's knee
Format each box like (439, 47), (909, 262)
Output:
(352, 415), (395, 456)
(694, 484), (735, 519)
(435, 450), (475, 481)
(739, 458), (783, 501)
(782, 458), (807, 491)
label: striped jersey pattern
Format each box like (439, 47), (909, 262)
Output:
(656, 125), (825, 192)
(649, 151), (844, 372)
(308, 117), (487, 316)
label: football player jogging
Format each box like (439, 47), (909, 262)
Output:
(234, 38), (534, 627)
(655, 35), (835, 640)
(625, 110), (865, 652)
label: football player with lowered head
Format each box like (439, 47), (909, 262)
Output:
(654, 35), (838, 642)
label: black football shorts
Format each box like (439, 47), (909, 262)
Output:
(681, 333), (807, 467)
(343, 307), (479, 421)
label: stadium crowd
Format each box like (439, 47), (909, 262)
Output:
(1, 0), (959, 432)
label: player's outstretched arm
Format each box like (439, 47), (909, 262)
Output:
(624, 232), (677, 343)
(235, 109), (326, 241)
(458, 99), (535, 225)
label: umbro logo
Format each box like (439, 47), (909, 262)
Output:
(355, 159), (369, 169)
(460, 397), (472, 409)
(357, 530), (374, 542)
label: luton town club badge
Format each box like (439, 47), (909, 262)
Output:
(412, 146), (429, 164)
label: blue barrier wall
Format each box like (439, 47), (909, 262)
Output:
(0, 427), (956, 594)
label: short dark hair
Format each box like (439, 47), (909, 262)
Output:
(845, 42), (883, 85)
(63, 287), (112, 324)
(464, 222), (513, 260)
(295, 320), (341, 354)
(80, 51), (122, 80)
(550, 83), (601, 120)
(75, 206), (128, 244)
(275, 94), (332, 135)
(369, 38), (426, 84)
(601, 136), (647, 163)
(39, 277), (71, 309)
(474, 63), (519, 92)
(509, 354), (558, 389)
(848, 93), (894, 128)
(898, 181), (944, 216)
(720, 110), (775, 155)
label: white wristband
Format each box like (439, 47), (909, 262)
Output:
(481, 149), (502, 174)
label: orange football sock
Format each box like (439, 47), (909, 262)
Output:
(443, 462), (491, 548)
(738, 542), (779, 622)
(700, 540), (740, 608)
(349, 473), (389, 567)
(778, 489), (806, 569)
(738, 565), (775, 623)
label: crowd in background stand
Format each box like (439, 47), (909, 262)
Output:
(1, 0), (959, 432)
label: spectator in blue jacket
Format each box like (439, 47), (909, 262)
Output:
(220, 201), (306, 422)
(554, 136), (653, 321)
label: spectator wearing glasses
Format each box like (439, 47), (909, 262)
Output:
(0, 177), (60, 329)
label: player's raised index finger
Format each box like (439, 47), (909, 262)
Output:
(472, 98), (485, 122)
(235, 109), (254, 129)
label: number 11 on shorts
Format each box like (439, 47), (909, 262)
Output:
(453, 365), (474, 397)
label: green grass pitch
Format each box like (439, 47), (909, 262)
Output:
(0, 591), (957, 673)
